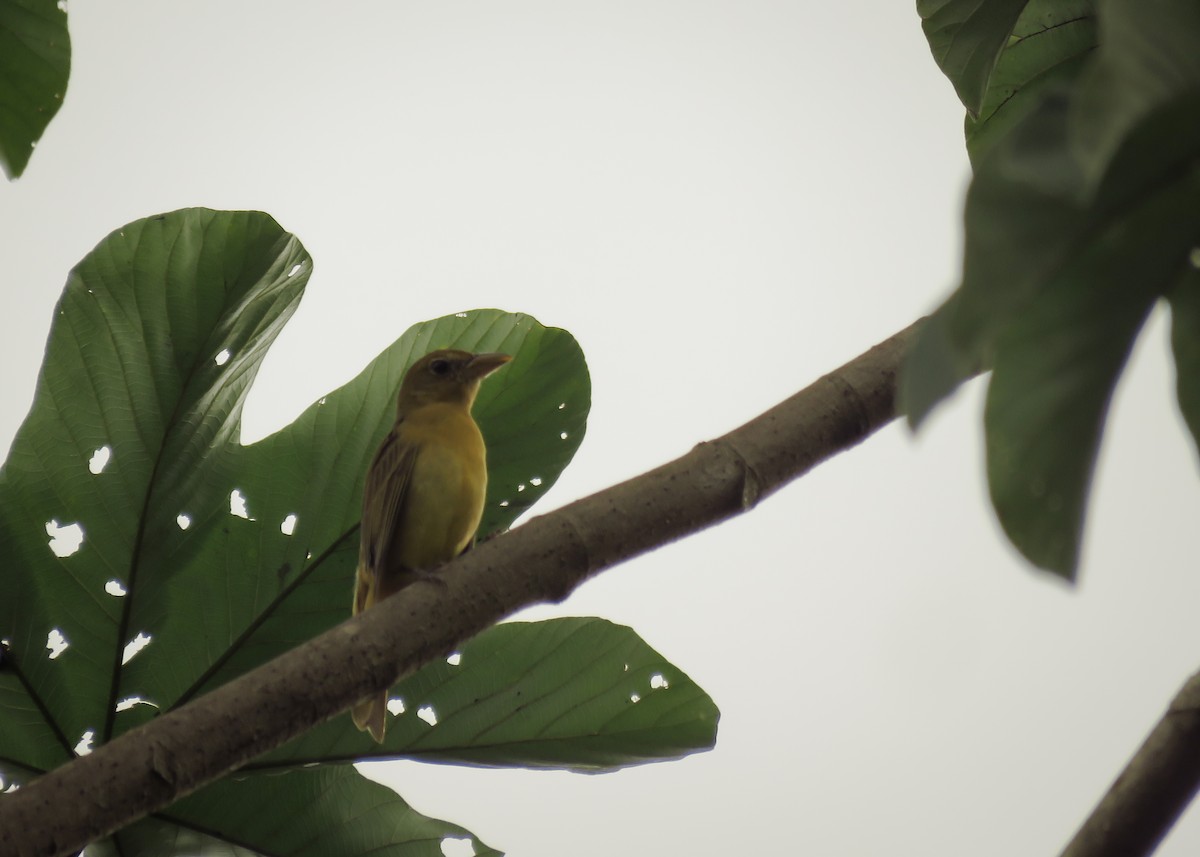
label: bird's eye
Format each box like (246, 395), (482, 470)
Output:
(429, 359), (450, 376)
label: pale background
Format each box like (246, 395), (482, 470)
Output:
(3, 2), (1200, 855)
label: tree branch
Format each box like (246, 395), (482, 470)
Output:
(0, 319), (922, 857)
(1060, 670), (1200, 857)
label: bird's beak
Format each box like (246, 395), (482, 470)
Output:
(466, 352), (512, 379)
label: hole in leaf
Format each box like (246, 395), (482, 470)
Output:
(45, 520), (84, 557)
(530, 477), (543, 487)
(104, 579), (127, 597)
(74, 730), (95, 756)
(517, 483), (526, 493)
(386, 697), (406, 716)
(417, 705), (438, 726)
(630, 693), (641, 703)
(557, 402), (566, 410)
(441, 836), (475, 857)
(560, 431), (569, 441)
(455, 312), (468, 318)
(230, 489), (250, 520)
(287, 263), (304, 277)
(122, 632), (153, 665)
(280, 514), (297, 536)
(318, 396), (327, 406)
(115, 696), (159, 713)
(446, 652), (462, 666)
(650, 673), (669, 690)
(88, 446), (112, 474)
(215, 349), (231, 366)
(176, 513), (191, 530)
(499, 500), (510, 508)
(46, 629), (69, 659)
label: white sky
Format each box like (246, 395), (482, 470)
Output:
(3, 2), (1200, 856)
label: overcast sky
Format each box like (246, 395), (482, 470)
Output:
(4, 2), (1200, 855)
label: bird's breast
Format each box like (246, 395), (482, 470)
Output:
(397, 404), (488, 569)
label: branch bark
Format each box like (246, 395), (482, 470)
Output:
(1060, 670), (1200, 857)
(1, 320), (921, 857)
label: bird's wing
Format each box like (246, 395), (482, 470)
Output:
(354, 426), (419, 614)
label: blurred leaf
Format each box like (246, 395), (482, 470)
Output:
(984, 241), (1157, 577)
(918, 0), (1029, 115)
(258, 618), (720, 770)
(1071, 0), (1200, 194)
(1168, 269), (1200, 461)
(904, 93), (1087, 427)
(905, 62), (1200, 576)
(965, 0), (1096, 166)
(0, 0), (69, 178)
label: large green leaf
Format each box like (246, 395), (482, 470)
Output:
(256, 618), (720, 769)
(904, 21), (1200, 578)
(117, 767), (501, 857)
(1, 209), (310, 766)
(965, 0), (1096, 166)
(918, 0), (1029, 116)
(1, 208), (717, 855)
(0, 0), (69, 178)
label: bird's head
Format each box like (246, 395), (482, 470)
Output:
(396, 348), (512, 416)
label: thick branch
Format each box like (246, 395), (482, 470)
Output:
(0, 320), (921, 857)
(1060, 670), (1200, 857)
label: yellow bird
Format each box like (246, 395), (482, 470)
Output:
(352, 348), (511, 741)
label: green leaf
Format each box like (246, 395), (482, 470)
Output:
(903, 93), (1087, 427)
(984, 251), (1155, 577)
(1071, 0), (1200, 195)
(900, 302), (976, 428)
(965, 0), (1097, 166)
(905, 79), (1200, 577)
(0, 207), (714, 853)
(0, 0), (69, 179)
(918, 0), (1029, 115)
(0, 208), (311, 759)
(111, 767), (501, 857)
(256, 618), (720, 770)
(1168, 268), (1200, 460)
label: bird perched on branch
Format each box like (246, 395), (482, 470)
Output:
(352, 348), (511, 741)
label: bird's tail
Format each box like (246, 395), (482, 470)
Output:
(353, 691), (387, 743)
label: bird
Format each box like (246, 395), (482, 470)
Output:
(351, 347), (512, 742)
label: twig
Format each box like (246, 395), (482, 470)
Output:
(1060, 670), (1200, 857)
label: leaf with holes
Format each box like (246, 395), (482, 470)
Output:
(0, 207), (717, 855)
(255, 617), (719, 769)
